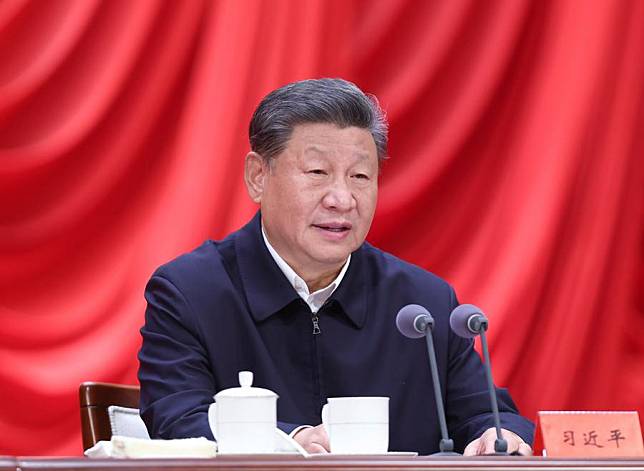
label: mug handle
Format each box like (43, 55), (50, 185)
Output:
(321, 403), (329, 434)
(207, 402), (218, 441)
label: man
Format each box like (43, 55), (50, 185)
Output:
(138, 78), (534, 455)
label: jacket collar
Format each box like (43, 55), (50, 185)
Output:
(326, 246), (368, 329)
(235, 211), (367, 329)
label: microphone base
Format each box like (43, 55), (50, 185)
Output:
(431, 451), (462, 456)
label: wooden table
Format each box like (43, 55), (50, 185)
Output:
(2, 456), (643, 471)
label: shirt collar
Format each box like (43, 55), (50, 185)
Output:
(261, 225), (350, 313)
(235, 212), (367, 328)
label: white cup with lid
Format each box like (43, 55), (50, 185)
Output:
(208, 371), (278, 454)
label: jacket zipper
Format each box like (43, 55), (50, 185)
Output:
(311, 299), (331, 335)
(311, 312), (321, 334)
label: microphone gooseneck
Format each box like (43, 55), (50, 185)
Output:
(396, 304), (459, 455)
(449, 304), (508, 455)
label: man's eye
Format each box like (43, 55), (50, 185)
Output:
(353, 173), (369, 180)
(308, 169), (327, 175)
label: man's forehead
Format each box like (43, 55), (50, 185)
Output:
(287, 123), (377, 155)
(302, 144), (374, 161)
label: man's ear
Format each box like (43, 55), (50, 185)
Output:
(244, 152), (269, 203)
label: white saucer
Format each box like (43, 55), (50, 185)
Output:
(314, 451), (418, 456)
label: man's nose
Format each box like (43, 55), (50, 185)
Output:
(322, 179), (355, 211)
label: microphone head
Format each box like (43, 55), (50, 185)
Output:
(450, 304), (486, 338)
(396, 304), (432, 339)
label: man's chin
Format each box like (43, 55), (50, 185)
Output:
(310, 250), (353, 269)
(306, 238), (360, 267)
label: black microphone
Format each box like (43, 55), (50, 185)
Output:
(449, 304), (508, 455)
(396, 304), (459, 456)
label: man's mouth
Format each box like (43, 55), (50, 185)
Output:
(312, 223), (352, 233)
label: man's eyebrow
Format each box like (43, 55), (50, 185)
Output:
(303, 145), (372, 160)
(302, 145), (329, 155)
(352, 151), (372, 161)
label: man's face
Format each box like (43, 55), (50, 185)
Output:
(247, 122), (379, 279)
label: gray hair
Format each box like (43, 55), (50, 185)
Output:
(249, 78), (388, 164)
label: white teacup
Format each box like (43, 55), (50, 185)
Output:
(321, 397), (389, 454)
(208, 372), (278, 454)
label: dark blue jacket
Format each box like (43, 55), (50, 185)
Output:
(138, 212), (534, 454)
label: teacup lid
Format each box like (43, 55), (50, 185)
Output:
(214, 371), (278, 399)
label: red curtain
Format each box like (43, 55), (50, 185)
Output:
(0, 0), (642, 456)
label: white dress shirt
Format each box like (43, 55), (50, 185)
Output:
(261, 226), (350, 313)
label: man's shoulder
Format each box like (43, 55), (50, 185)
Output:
(145, 235), (243, 316)
(155, 240), (222, 278)
(151, 234), (239, 291)
(153, 216), (259, 285)
(360, 241), (452, 292)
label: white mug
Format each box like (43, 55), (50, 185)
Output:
(321, 396), (389, 454)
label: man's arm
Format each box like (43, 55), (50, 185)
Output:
(445, 334), (534, 452)
(139, 272), (308, 439)
(138, 273), (215, 439)
(444, 290), (534, 453)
